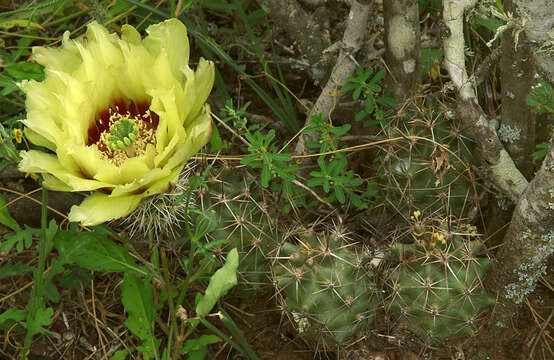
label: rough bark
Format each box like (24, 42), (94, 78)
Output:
(499, 0), (536, 179)
(443, 0), (529, 202)
(485, 136), (554, 330)
(516, 0), (554, 84)
(383, 0), (421, 100)
(258, 0), (332, 83)
(294, 0), (371, 158)
(441, 0), (554, 349)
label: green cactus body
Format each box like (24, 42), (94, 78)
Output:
(200, 164), (274, 287)
(273, 229), (374, 345)
(382, 115), (478, 214)
(387, 228), (495, 341)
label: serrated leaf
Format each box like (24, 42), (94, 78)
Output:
(1, 226), (40, 253)
(196, 249), (238, 316)
(0, 261), (33, 279)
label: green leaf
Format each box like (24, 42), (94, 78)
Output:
(261, 165), (271, 187)
(181, 335), (220, 354)
(533, 142), (549, 161)
(334, 186), (346, 204)
(209, 125), (223, 152)
(371, 69), (387, 84)
(196, 248), (239, 316)
(0, 194), (19, 231)
(4, 62), (44, 82)
(54, 231), (149, 277)
(0, 261), (33, 279)
(121, 273), (158, 358)
(110, 349), (130, 360)
(1, 226), (40, 253)
(26, 307), (53, 337)
(187, 348), (208, 360)
(0, 309), (26, 331)
(0, 19), (44, 30)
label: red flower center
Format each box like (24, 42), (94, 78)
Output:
(87, 99), (160, 165)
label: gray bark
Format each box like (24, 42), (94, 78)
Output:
(485, 136), (554, 330)
(258, 0), (332, 83)
(383, 0), (421, 99)
(499, 0), (536, 178)
(443, 0), (529, 202)
(516, 0), (554, 84)
(294, 0), (371, 157)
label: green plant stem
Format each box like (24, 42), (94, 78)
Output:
(199, 317), (259, 360)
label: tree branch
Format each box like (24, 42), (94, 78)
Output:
(486, 135), (554, 329)
(293, 0), (371, 159)
(442, 0), (529, 202)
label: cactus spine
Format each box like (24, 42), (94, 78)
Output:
(387, 218), (495, 341)
(272, 227), (375, 346)
(199, 163), (275, 287)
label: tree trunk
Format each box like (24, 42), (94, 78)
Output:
(499, 0), (536, 179)
(383, 0), (421, 100)
(484, 137), (554, 331)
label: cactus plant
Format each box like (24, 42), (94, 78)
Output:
(272, 227), (375, 346)
(380, 110), (478, 215)
(199, 162), (275, 287)
(386, 221), (495, 342)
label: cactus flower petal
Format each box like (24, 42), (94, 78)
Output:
(18, 19), (214, 226)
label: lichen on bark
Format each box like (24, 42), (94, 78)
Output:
(383, 0), (421, 99)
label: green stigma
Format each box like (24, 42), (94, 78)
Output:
(106, 118), (139, 150)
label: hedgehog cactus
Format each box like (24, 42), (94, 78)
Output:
(387, 222), (495, 341)
(199, 163), (275, 286)
(272, 228), (375, 346)
(382, 112), (477, 215)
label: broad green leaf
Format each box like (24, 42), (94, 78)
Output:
(0, 308), (26, 330)
(54, 231), (149, 277)
(196, 248), (238, 316)
(121, 273), (158, 358)
(25, 307), (53, 337)
(0, 194), (19, 231)
(187, 348), (208, 360)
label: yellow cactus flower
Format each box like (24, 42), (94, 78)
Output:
(18, 19), (214, 226)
